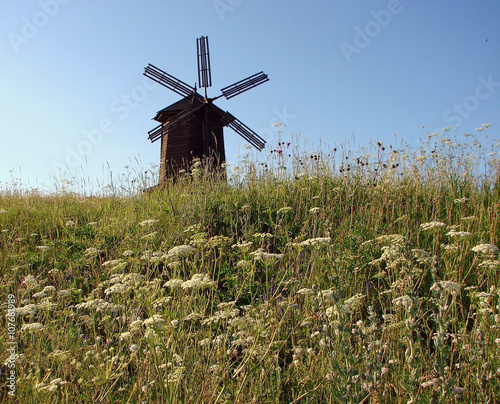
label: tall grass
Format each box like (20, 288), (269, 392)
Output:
(1, 126), (500, 403)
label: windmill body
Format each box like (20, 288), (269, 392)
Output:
(144, 36), (269, 185)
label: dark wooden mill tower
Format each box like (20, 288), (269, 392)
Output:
(144, 36), (269, 185)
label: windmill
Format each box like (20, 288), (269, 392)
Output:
(144, 36), (269, 185)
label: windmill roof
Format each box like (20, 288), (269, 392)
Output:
(153, 93), (231, 125)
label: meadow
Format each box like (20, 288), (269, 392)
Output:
(1, 126), (500, 403)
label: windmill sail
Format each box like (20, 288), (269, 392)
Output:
(220, 72), (269, 100)
(197, 36), (212, 89)
(221, 111), (266, 151)
(144, 64), (195, 97)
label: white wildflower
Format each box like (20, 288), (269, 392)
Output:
(431, 281), (461, 295)
(164, 245), (195, 258)
(164, 279), (184, 288)
(420, 222), (446, 231)
(21, 322), (45, 332)
(446, 231), (472, 238)
(36, 245), (50, 251)
(309, 207), (321, 214)
(143, 315), (167, 328)
(138, 219), (159, 226)
(23, 274), (38, 290)
(472, 244), (499, 255)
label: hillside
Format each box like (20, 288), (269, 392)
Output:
(1, 131), (500, 403)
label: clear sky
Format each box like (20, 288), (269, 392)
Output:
(1, 0), (499, 192)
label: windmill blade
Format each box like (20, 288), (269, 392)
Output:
(144, 64), (195, 97)
(148, 103), (206, 143)
(222, 111), (266, 151)
(197, 36), (212, 89)
(164, 103), (207, 131)
(220, 72), (269, 100)
(148, 124), (164, 143)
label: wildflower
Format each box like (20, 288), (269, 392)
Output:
(253, 232), (274, 239)
(421, 378), (441, 388)
(21, 322), (45, 332)
(420, 221), (446, 231)
(138, 219), (159, 226)
(250, 249), (283, 262)
(36, 245), (50, 251)
(454, 197), (469, 203)
(32, 291), (47, 299)
(42, 286), (56, 293)
(295, 237), (331, 247)
(83, 247), (100, 257)
(164, 279), (184, 288)
(206, 235), (233, 248)
(181, 274), (216, 290)
(309, 207), (321, 214)
(171, 319), (179, 328)
(231, 241), (253, 251)
(184, 312), (203, 322)
(341, 293), (365, 313)
(184, 223), (202, 234)
(130, 344), (139, 353)
(297, 288), (316, 295)
(472, 244), (498, 255)
(23, 274), (38, 290)
(446, 231), (472, 238)
(431, 281), (461, 295)
(119, 332), (132, 340)
(392, 295), (413, 309)
(15, 304), (37, 316)
(478, 260), (500, 269)
(164, 245), (195, 258)
(143, 315), (167, 328)
(65, 220), (75, 227)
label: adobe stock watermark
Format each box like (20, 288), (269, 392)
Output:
(5, 294), (17, 398)
(213, 0), (244, 21)
(443, 74), (499, 127)
(339, 0), (412, 64)
(8, 0), (72, 54)
(258, 107), (296, 146)
(51, 77), (158, 176)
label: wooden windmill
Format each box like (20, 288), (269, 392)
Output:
(144, 36), (269, 184)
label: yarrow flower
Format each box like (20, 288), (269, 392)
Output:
(446, 231), (472, 238)
(472, 244), (499, 255)
(138, 219), (159, 226)
(420, 222), (446, 231)
(431, 281), (461, 295)
(164, 245), (196, 258)
(181, 274), (216, 290)
(21, 322), (45, 332)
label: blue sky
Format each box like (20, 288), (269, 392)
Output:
(1, 0), (499, 191)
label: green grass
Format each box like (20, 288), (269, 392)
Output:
(1, 127), (500, 403)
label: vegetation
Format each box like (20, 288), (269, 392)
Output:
(1, 126), (500, 403)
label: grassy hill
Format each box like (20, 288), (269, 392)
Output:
(1, 130), (500, 403)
